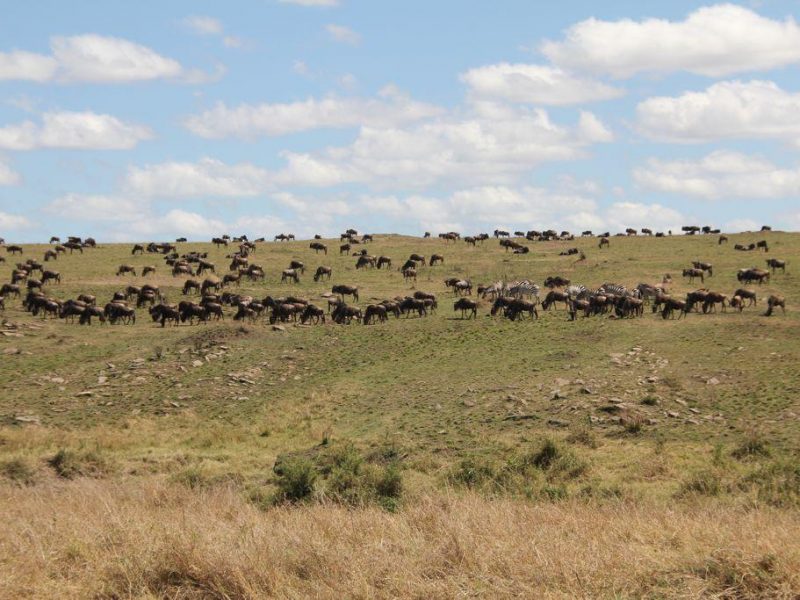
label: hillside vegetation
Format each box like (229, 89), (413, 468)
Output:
(0, 231), (798, 598)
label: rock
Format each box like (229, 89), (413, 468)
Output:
(689, 407), (701, 414)
(646, 376), (659, 384)
(191, 360), (203, 367)
(580, 387), (593, 395)
(573, 379), (585, 386)
(608, 397), (625, 404)
(547, 419), (569, 428)
(674, 398), (687, 406)
(706, 377), (720, 385)
(272, 325), (286, 332)
(50, 377), (65, 384)
(76, 391), (93, 397)
(554, 377), (570, 387)
(97, 376), (107, 384)
(646, 418), (659, 425)
(463, 399), (476, 407)
(2, 347), (20, 355)
(14, 415), (40, 424)
(550, 390), (564, 400)
(667, 411), (680, 418)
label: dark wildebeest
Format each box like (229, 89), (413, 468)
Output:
(310, 242), (327, 255)
(598, 237), (609, 248)
(6, 245), (23, 255)
(332, 285), (359, 303)
(737, 268), (769, 285)
(79, 306), (106, 325)
(430, 254), (444, 266)
(402, 267), (417, 282)
(544, 276), (570, 289)
(733, 288), (757, 306)
(413, 291), (437, 311)
(331, 303), (362, 324)
(117, 265), (136, 276)
(196, 260), (216, 275)
(300, 304), (326, 324)
(314, 266), (332, 282)
(363, 304), (388, 325)
(682, 268), (705, 284)
(288, 260), (305, 274)
(340, 243), (351, 255)
(661, 298), (687, 320)
(376, 256), (392, 269)
(541, 290), (570, 310)
(685, 289), (710, 313)
(142, 266), (156, 277)
(766, 258), (786, 273)
(356, 255), (376, 269)
(765, 295), (786, 316)
(41, 270), (61, 285)
(44, 249), (58, 262)
(179, 303), (208, 324)
(453, 298), (477, 319)
(757, 240), (769, 252)
(719, 235), (728, 245)
(1, 283), (20, 298)
(132, 244), (144, 255)
(183, 279), (201, 295)
(399, 297), (427, 318)
(281, 269), (300, 283)
(692, 261), (713, 277)
(408, 253), (426, 266)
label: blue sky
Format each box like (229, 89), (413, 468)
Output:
(2, 0), (800, 241)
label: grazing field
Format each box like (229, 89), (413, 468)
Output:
(1, 231), (799, 598)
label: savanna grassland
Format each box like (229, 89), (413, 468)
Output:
(1, 231), (799, 598)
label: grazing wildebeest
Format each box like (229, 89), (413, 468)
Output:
(685, 289), (710, 312)
(331, 303), (362, 324)
(719, 235), (728, 245)
(430, 254), (444, 266)
(733, 288), (757, 306)
(196, 260), (216, 275)
(201, 278), (221, 295)
(142, 266), (156, 277)
(362, 234), (373, 243)
(363, 304), (388, 325)
(413, 291), (437, 311)
(757, 240), (769, 252)
(44, 249), (58, 262)
(79, 306), (106, 325)
(332, 285), (359, 303)
(1, 283), (20, 298)
(179, 302), (208, 324)
(766, 258), (786, 273)
(737, 268), (769, 285)
(64, 242), (83, 254)
(6, 245), (23, 255)
(300, 304), (326, 324)
(408, 253), (426, 266)
(150, 304), (181, 327)
(544, 276), (570, 289)
(399, 297), (427, 318)
(661, 298), (687, 320)
(132, 244), (144, 255)
(41, 270), (61, 285)
(339, 243), (351, 255)
(314, 266), (332, 282)
(541, 290), (570, 310)
(288, 260), (305, 274)
(453, 298), (478, 319)
(402, 267), (417, 282)
(310, 242), (328, 255)
(172, 263), (194, 277)
(355, 255), (376, 269)
(504, 299), (539, 321)
(765, 295), (786, 316)
(701, 292), (727, 314)
(281, 269), (300, 283)
(598, 237), (610, 248)
(222, 272), (241, 287)
(105, 303), (136, 325)
(682, 268), (705, 284)
(183, 279), (201, 295)
(692, 261), (713, 277)
(376, 256), (392, 269)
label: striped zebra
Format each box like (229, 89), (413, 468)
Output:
(479, 281), (504, 299)
(596, 283), (629, 297)
(565, 284), (589, 300)
(505, 279), (540, 299)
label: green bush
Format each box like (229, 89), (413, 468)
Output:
(678, 470), (722, 497)
(48, 449), (111, 479)
(732, 432), (771, 460)
(274, 458), (317, 502)
(0, 457), (37, 485)
(740, 460), (800, 508)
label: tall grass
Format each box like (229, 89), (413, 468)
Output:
(1, 479), (798, 598)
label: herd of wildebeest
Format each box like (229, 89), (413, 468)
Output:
(0, 225), (789, 329)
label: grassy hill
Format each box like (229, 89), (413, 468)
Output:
(1, 231), (798, 597)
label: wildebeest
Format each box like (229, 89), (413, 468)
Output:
(598, 237), (610, 248)
(179, 302), (208, 324)
(44, 249), (58, 262)
(331, 303), (362, 324)
(313, 266), (332, 282)
(757, 240), (769, 252)
(682, 268), (705, 284)
(399, 297), (427, 318)
(1, 283), (21, 298)
(430, 254), (444, 266)
(408, 253), (426, 266)
(132, 244), (144, 255)
(183, 279), (201, 295)
(6, 245), (23, 255)
(274, 233), (295, 242)
(701, 292), (727, 314)
(196, 260), (216, 275)
(339, 243), (351, 255)
(281, 269), (300, 284)
(719, 235), (728, 245)
(692, 262), (713, 277)
(310, 242), (328, 255)
(737, 268), (769, 285)
(765, 295), (786, 316)
(41, 270), (61, 285)
(766, 258), (786, 273)
(377, 256), (392, 269)
(332, 285), (359, 302)
(363, 304), (388, 325)
(541, 290), (570, 310)
(356, 255), (376, 269)
(453, 298), (478, 319)
(733, 288), (757, 306)
(544, 276), (570, 289)
(402, 267), (417, 281)
(661, 298), (687, 320)
(142, 266), (156, 277)
(300, 304), (326, 324)
(150, 304), (181, 327)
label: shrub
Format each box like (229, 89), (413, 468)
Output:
(274, 458), (317, 502)
(740, 459), (800, 508)
(677, 470), (722, 497)
(566, 427), (599, 448)
(732, 432), (771, 460)
(449, 458), (497, 489)
(48, 449), (111, 479)
(0, 457), (37, 485)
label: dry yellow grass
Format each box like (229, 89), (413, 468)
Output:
(1, 479), (798, 599)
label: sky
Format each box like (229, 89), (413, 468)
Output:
(2, 0), (800, 241)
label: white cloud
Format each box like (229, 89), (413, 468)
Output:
(223, 36), (244, 48)
(0, 51), (58, 82)
(0, 211), (33, 230)
(325, 24), (360, 45)
(461, 63), (624, 105)
(0, 35), (213, 84)
(280, 0), (339, 5)
(634, 150), (800, 199)
(542, 4), (800, 78)
(51, 35), (183, 83)
(274, 105), (613, 188)
(184, 87), (443, 138)
(183, 16), (223, 36)
(45, 194), (144, 221)
(637, 80), (800, 144)
(0, 111), (152, 150)
(292, 60), (310, 75)
(125, 158), (273, 198)
(0, 160), (21, 185)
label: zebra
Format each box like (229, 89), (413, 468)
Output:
(634, 283), (663, 304)
(596, 283), (629, 297)
(565, 284), (589, 300)
(479, 281), (504, 299)
(505, 279), (540, 299)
